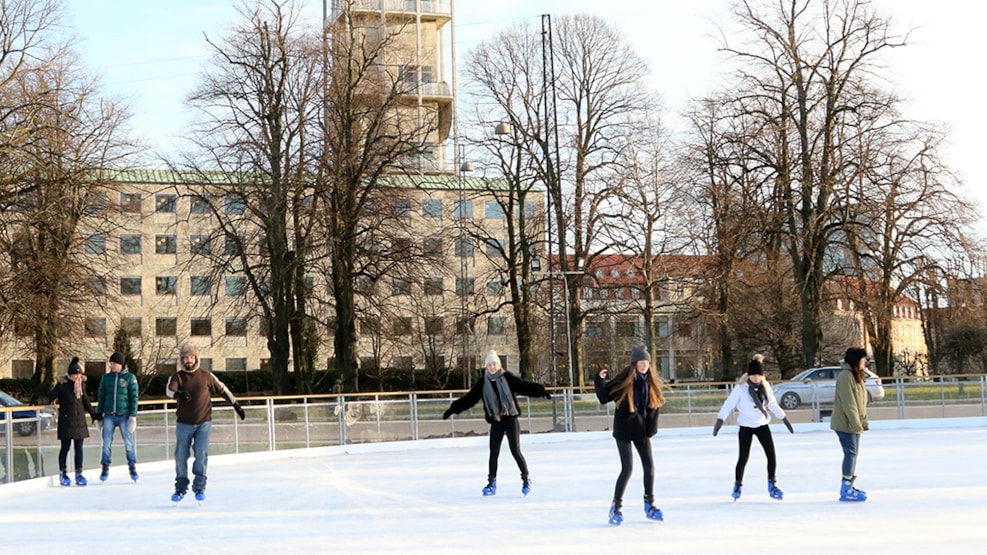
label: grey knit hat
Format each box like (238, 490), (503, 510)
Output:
(630, 346), (650, 364)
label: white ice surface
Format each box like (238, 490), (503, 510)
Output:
(2, 418), (985, 555)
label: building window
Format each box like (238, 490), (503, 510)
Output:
(360, 317), (380, 336)
(85, 317), (107, 337)
(85, 234), (106, 254)
(392, 278), (411, 296)
(487, 278), (505, 295)
(616, 320), (637, 338)
(224, 194), (246, 214)
(12, 360), (34, 379)
(156, 359), (178, 374)
(155, 194), (177, 213)
(226, 358), (247, 371)
(487, 316), (506, 335)
(456, 277), (474, 296)
(423, 237), (443, 257)
(190, 235), (211, 255)
(191, 318), (212, 336)
(156, 318), (177, 336)
(155, 234), (177, 254)
(631, 287), (641, 300)
(454, 237), (473, 257)
(424, 277), (443, 296)
(190, 195), (211, 214)
(190, 275), (213, 296)
(456, 317), (474, 335)
(485, 238), (505, 256)
(155, 276), (177, 295)
(422, 199), (442, 217)
(120, 193), (141, 213)
(393, 317), (412, 336)
(120, 234), (141, 254)
(225, 317), (247, 337)
(90, 276), (107, 295)
(120, 277), (142, 295)
(484, 201), (504, 219)
(425, 317), (443, 336)
(453, 200), (473, 219)
(225, 276), (246, 296)
(120, 317), (142, 337)
(656, 318), (670, 338)
(393, 198), (411, 217)
(224, 235), (242, 256)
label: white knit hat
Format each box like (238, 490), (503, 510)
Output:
(484, 350), (502, 369)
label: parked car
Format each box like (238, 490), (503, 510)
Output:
(773, 367), (885, 410)
(0, 390), (56, 436)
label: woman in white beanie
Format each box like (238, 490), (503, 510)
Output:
(713, 354), (794, 501)
(443, 349), (551, 496)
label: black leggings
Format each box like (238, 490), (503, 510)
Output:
(488, 416), (528, 479)
(735, 425), (777, 483)
(58, 438), (85, 472)
(613, 437), (654, 502)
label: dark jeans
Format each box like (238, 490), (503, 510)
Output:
(58, 438), (85, 472)
(487, 416), (528, 479)
(835, 431), (860, 479)
(735, 425), (777, 482)
(175, 421), (212, 493)
(613, 437), (654, 503)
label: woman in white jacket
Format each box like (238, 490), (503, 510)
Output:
(713, 354), (794, 500)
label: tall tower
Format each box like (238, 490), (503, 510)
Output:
(330, 0), (455, 175)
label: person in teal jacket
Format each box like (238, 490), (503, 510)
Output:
(831, 347), (870, 502)
(96, 351), (139, 482)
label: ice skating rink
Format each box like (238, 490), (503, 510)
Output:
(2, 418), (984, 554)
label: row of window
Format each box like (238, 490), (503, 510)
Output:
(84, 316), (252, 338)
(360, 315), (509, 336)
(87, 234), (245, 256)
(399, 198), (535, 220)
(108, 275), (247, 296)
(10, 358), (251, 378)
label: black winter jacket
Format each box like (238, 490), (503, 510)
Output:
(595, 367), (660, 441)
(48, 378), (97, 441)
(447, 371), (548, 424)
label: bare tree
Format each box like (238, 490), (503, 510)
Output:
(716, 0), (909, 368)
(0, 47), (136, 396)
(171, 0), (322, 394)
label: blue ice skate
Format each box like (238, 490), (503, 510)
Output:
(59, 471), (71, 487)
(521, 476), (531, 496)
(482, 478), (497, 496)
(732, 481), (742, 501)
(75, 472), (88, 487)
(839, 477), (867, 502)
(608, 502), (623, 526)
(768, 479), (783, 500)
(644, 496), (664, 521)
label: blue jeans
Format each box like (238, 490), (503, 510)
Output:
(175, 421), (212, 493)
(835, 431), (860, 479)
(100, 414), (137, 466)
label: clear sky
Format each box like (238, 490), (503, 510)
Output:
(62, 0), (987, 223)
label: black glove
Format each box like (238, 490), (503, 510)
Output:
(91, 413), (101, 424)
(442, 408), (453, 420)
(783, 417), (794, 434)
(542, 392), (552, 399)
(233, 402), (245, 421)
(175, 390), (191, 402)
(712, 418), (724, 437)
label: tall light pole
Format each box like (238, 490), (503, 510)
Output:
(458, 144), (472, 387)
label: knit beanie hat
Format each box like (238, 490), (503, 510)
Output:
(747, 354), (765, 375)
(630, 345), (650, 364)
(484, 350), (502, 370)
(109, 352), (125, 365)
(67, 357), (82, 375)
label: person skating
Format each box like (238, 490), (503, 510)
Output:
(165, 342), (245, 503)
(713, 354), (794, 501)
(442, 350), (551, 496)
(96, 351), (139, 482)
(595, 346), (665, 525)
(48, 357), (100, 486)
(832, 347), (870, 502)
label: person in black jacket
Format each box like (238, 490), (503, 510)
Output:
(442, 350), (551, 496)
(48, 357), (99, 486)
(595, 346), (666, 525)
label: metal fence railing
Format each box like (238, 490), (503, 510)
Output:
(4, 375), (985, 485)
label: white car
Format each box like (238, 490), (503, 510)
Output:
(773, 367), (885, 410)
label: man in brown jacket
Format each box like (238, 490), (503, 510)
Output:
(166, 342), (245, 503)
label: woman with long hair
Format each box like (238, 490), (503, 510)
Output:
(832, 347), (870, 502)
(48, 357), (99, 486)
(595, 346), (665, 525)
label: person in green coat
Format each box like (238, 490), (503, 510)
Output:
(96, 351), (139, 482)
(831, 347), (870, 502)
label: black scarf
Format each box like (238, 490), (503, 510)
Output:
(633, 372), (649, 416)
(748, 382), (768, 417)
